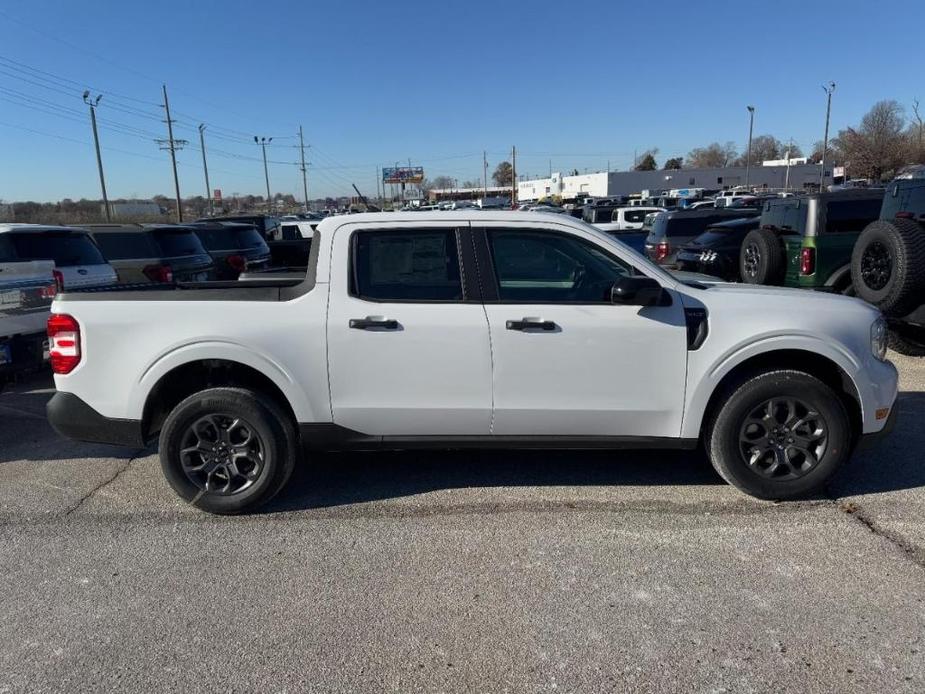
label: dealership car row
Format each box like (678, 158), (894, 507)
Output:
(3, 171), (925, 388)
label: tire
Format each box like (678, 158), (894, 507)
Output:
(888, 327), (925, 357)
(158, 387), (298, 514)
(705, 370), (852, 500)
(739, 228), (785, 285)
(851, 219), (925, 316)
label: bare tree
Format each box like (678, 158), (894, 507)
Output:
(833, 100), (907, 180)
(686, 141), (738, 168)
(492, 161), (513, 186)
(734, 135), (783, 166)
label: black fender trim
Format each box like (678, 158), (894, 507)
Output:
(46, 392), (146, 447)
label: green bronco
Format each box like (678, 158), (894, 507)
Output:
(739, 189), (884, 293)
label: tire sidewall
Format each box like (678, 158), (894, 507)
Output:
(709, 372), (851, 500)
(740, 229), (783, 285)
(851, 223), (896, 305)
(159, 388), (292, 514)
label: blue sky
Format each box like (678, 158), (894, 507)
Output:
(1, 0), (923, 202)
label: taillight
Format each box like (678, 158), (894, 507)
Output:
(40, 281), (57, 300)
(800, 247), (815, 275)
(143, 264), (174, 283)
(655, 241), (670, 262)
(226, 254), (247, 272)
(53, 269), (64, 292)
(896, 211), (914, 219)
(47, 313), (81, 374)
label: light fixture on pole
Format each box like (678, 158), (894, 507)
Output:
(83, 91), (110, 221)
(745, 105), (755, 189)
(819, 82), (836, 191)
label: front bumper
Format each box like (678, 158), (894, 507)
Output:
(859, 400), (898, 450)
(46, 391), (146, 447)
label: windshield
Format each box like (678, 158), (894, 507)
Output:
(152, 229), (208, 257)
(10, 232), (106, 266)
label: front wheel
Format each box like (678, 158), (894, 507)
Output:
(159, 387), (298, 514)
(706, 370), (852, 500)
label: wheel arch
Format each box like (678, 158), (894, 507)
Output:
(140, 358), (301, 443)
(688, 347), (863, 445)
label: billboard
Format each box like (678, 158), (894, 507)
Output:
(383, 166), (424, 184)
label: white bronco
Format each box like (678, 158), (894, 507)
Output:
(47, 212), (899, 513)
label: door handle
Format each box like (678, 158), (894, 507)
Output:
(349, 316), (399, 330)
(506, 317), (556, 331)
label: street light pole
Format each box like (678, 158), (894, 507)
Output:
(198, 124), (213, 216)
(83, 92), (110, 221)
(820, 82), (836, 191)
(745, 105), (755, 189)
(255, 136), (273, 211)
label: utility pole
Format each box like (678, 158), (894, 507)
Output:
(255, 136), (273, 211)
(83, 92), (110, 221)
(483, 150), (488, 197)
(784, 137), (793, 191)
(745, 105), (755, 189)
(820, 82), (836, 191)
(511, 145), (517, 208)
(298, 126), (309, 212)
(158, 85), (185, 222)
(376, 166), (381, 205)
(198, 124), (213, 216)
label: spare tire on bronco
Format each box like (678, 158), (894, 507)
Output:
(851, 218), (925, 316)
(740, 228), (786, 285)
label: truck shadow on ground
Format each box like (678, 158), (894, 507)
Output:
(270, 391), (925, 511)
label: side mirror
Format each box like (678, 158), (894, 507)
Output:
(611, 275), (666, 307)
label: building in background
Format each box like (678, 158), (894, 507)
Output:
(517, 163), (830, 202)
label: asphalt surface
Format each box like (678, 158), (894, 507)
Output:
(1, 357), (924, 693)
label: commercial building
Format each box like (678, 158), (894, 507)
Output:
(517, 163), (830, 202)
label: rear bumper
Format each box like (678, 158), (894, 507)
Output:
(46, 391), (146, 447)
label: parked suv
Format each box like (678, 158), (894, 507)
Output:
(199, 215), (308, 267)
(0, 224), (117, 290)
(189, 222), (271, 280)
(674, 217), (762, 281)
(591, 206), (663, 252)
(644, 208), (760, 267)
(739, 189), (884, 290)
(85, 225), (215, 284)
(849, 178), (925, 354)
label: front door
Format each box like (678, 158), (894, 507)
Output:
(477, 224), (689, 439)
(327, 224), (492, 436)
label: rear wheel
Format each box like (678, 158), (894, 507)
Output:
(159, 387), (297, 514)
(706, 370), (852, 500)
(740, 228), (785, 285)
(851, 219), (925, 315)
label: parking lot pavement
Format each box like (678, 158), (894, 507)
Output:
(1, 360), (923, 692)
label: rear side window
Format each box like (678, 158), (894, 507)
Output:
(623, 210), (648, 224)
(353, 229), (462, 301)
(93, 232), (159, 260)
(194, 226), (265, 251)
(824, 198), (883, 234)
(761, 201), (807, 235)
(280, 224), (302, 241)
(152, 230), (207, 257)
(10, 232), (106, 266)
(0, 235), (14, 261)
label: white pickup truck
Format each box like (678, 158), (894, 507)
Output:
(46, 212), (899, 514)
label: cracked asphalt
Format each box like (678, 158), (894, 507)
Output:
(1, 355), (924, 693)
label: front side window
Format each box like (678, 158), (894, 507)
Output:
(488, 229), (631, 303)
(353, 229), (463, 301)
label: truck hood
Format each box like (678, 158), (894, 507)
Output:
(687, 281), (880, 320)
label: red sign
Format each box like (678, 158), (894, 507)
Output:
(213, 189), (222, 201)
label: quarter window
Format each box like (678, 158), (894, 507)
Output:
(487, 229), (631, 303)
(353, 229), (463, 301)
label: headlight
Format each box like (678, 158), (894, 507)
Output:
(871, 316), (888, 361)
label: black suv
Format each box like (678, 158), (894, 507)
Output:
(189, 222), (271, 280)
(849, 176), (925, 354)
(85, 224), (215, 284)
(198, 214), (309, 267)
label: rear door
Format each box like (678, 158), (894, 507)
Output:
(476, 222), (689, 438)
(326, 223), (492, 436)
